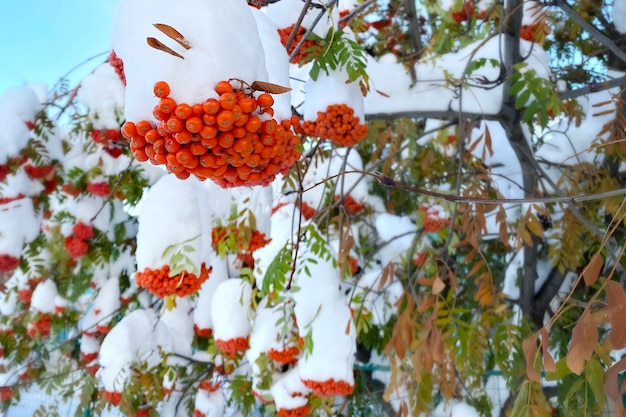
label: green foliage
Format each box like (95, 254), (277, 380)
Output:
(161, 234), (200, 277)
(261, 244), (292, 297)
(510, 63), (564, 130)
(306, 28), (368, 83)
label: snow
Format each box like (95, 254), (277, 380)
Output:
(0, 198), (40, 258)
(113, 0), (270, 123)
(299, 300), (356, 386)
(303, 67), (365, 122)
(77, 63), (125, 129)
(193, 256), (229, 333)
(0, 86), (40, 164)
(615, 0), (626, 34)
(30, 280), (58, 314)
(364, 35), (552, 117)
(211, 278), (253, 342)
(195, 388), (226, 417)
(136, 174), (213, 270)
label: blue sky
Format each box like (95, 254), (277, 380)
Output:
(0, 1), (119, 95)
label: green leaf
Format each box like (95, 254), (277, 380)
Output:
(515, 88), (531, 109)
(584, 358), (605, 404)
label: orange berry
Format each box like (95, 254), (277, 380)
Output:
(154, 81), (170, 98)
(176, 148), (194, 165)
(133, 148), (148, 162)
(175, 103), (193, 120)
(200, 125), (218, 139)
(231, 105), (244, 121)
(218, 132), (234, 148)
(215, 80), (234, 95)
(262, 107), (274, 117)
(153, 105), (168, 121)
(220, 93), (237, 110)
(159, 98), (177, 114)
(217, 111), (235, 130)
(234, 113), (249, 127)
(166, 153), (181, 167)
(232, 127), (247, 139)
(154, 153), (167, 165)
(246, 154), (262, 168)
(238, 97), (257, 114)
(203, 114), (217, 125)
(167, 117), (184, 133)
(130, 136), (146, 150)
(174, 131), (193, 145)
(262, 120), (278, 135)
(257, 93), (274, 108)
(203, 99), (220, 115)
(245, 116), (262, 133)
(261, 134), (275, 147)
(121, 121), (136, 139)
(233, 139), (252, 155)
(190, 142), (207, 156)
(185, 117), (203, 133)
(199, 154), (216, 168)
(201, 137), (218, 149)
(192, 103), (204, 116)
(135, 120), (152, 137)
(165, 137), (181, 153)
(153, 139), (167, 154)
(144, 129), (160, 144)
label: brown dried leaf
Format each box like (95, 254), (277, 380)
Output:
(359, 79), (368, 97)
(582, 253), (603, 286)
(250, 81), (291, 94)
(540, 328), (556, 372)
(432, 276), (445, 295)
(146, 37), (184, 59)
(484, 123), (494, 158)
(605, 357), (626, 416)
(522, 332), (541, 382)
(152, 23), (190, 49)
(592, 109), (616, 117)
(378, 263), (394, 291)
(376, 89), (390, 97)
(607, 280), (626, 349)
(566, 309), (598, 375)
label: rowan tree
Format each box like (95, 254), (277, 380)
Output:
(0, 0), (626, 416)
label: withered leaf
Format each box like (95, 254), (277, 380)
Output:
(146, 37), (184, 59)
(376, 89), (390, 97)
(250, 81), (292, 94)
(432, 276), (445, 295)
(582, 252), (603, 286)
(566, 309), (598, 375)
(153, 23), (190, 50)
(522, 332), (541, 382)
(607, 280), (626, 349)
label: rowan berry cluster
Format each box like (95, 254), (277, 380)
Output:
(268, 346), (299, 365)
(301, 378), (355, 396)
(108, 50), (126, 86)
(90, 128), (124, 158)
(277, 405), (312, 417)
(277, 24), (320, 64)
(122, 81), (301, 188)
(27, 314), (52, 338)
(419, 205), (451, 233)
(23, 164), (54, 179)
(135, 263), (211, 298)
(0, 254), (20, 273)
(64, 222), (94, 259)
(215, 336), (249, 355)
(301, 104), (367, 146)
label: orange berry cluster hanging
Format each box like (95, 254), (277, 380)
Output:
(301, 104), (367, 146)
(122, 80), (300, 188)
(135, 263), (211, 298)
(277, 24), (321, 65)
(277, 405), (312, 417)
(301, 378), (355, 397)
